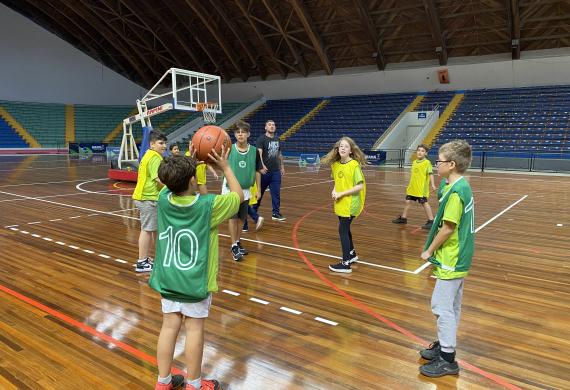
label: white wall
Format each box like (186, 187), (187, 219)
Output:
(0, 3), (145, 105)
(223, 48), (570, 102)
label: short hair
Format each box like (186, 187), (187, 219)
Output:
(234, 120), (251, 133)
(150, 131), (167, 143)
(417, 144), (428, 152)
(439, 140), (472, 173)
(158, 156), (197, 195)
(265, 120), (275, 125)
(169, 143), (180, 151)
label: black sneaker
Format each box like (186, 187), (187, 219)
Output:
(242, 221), (249, 232)
(135, 258), (153, 273)
(272, 213), (286, 221)
(231, 245), (243, 261)
(237, 241), (248, 255)
(171, 374), (185, 389)
(348, 249), (359, 264)
(422, 220), (434, 230)
(420, 340), (441, 360)
(392, 216), (407, 224)
(329, 260), (352, 273)
(419, 354), (459, 377)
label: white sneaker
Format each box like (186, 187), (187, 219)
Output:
(255, 216), (264, 231)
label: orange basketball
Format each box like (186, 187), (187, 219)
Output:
(191, 125), (231, 163)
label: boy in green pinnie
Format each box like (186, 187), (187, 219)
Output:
(150, 147), (243, 390)
(419, 140), (475, 378)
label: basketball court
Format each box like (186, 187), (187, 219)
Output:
(1, 154), (568, 389)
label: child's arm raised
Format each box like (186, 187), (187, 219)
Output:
(421, 220), (455, 260)
(209, 146), (244, 203)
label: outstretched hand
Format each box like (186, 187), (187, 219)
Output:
(207, 145), (230, 170)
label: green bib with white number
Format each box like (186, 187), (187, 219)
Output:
(149, 190), (214, 302)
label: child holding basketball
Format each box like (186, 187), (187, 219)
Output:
(393, 144), (436, 229)
(223, 120), (262, 261)
(132, 131), (167, 272)
(321, 137), (367, 273)
(150, 148), (243, 390)
(419, 140), (474, 377)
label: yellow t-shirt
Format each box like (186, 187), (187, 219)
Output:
(249, 181), (258, 206)
(433, 190), (468, 279)
(185, 151), (207, 185)
(407, 158), (433, 198)
(132, 149), (163, 201)
(331, 160), (365, 217)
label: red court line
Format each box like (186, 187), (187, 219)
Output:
(292, 206), (523, 390)
(0, 283), (184, 376)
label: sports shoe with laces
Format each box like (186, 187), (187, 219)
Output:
(231, 244), (243, 261)
(135, 258), (153, 273)
(186, 379), (220, 390)
(328, 260), (352, 273)
(255, 216), (264, 231)
(422, 220), (434, 230)
(420, 340), (441, 360)
(272, 213), (286, 221)
(392, 216), (408, 224)
(237, 241), (248, 255)
(154, 374), (185, 390)
(420, 354), (459, 377)
(347, 249), (359, 264)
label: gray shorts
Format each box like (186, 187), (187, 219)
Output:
(135, 200), (157, 231)
(231, 201), (248, 220)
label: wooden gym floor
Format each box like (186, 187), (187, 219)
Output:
(0, 154), (568, 390)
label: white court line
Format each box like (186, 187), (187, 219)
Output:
(20, 230), (29, 234)
(98, 254), (111, 259)
(49, 219), (62, 222)
(0, 178), (104, 188)
(314, 317), (338, 326)
(250, 297), (270, 305)
(475, 195), (528, 233)
(31, 234), (41, 238)
(42, 237), (53, 242)
(5, 224), (19, 228)
(27, 221), (41, 225)
(280, 307), (302, 315)
(222, 289), (240, 296)
(0, 164), (108, 172)
(222, 234), (415, 274)
(2, 188), (412, 274)
(280, 180), (333, 189)
(68, 245), (80, 250)
(412, 194), (529, 274)
(0, 190), (139, 221)
(0, 188), (126, 203)
(55, 241), (66, 245)
(115, 259), (128, 264)
(76, 178), (131, 197)
(69, 216), (82, 219)
(83, 249), (95, 254)
(9, 227), (19, 231)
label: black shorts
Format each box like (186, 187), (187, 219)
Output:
(231, 201), (249, 220)
(406, 195), (428, 204)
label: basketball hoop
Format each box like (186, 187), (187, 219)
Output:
(197, 102), (218, 123)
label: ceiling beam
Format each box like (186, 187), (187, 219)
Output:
(508, 0), (521, 59)
(160, 1), (229, 79)
(233, 0), (287, 78)
(209, 0), (267, 80)
(353, 0), (386, 70)
(118, 0), (189, 69)
(260, 0), (308, 76)
(422, 0), (448, 65)
(289, 0), (333, 75)
(184, 0), (249, 81)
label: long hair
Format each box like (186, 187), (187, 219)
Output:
(321, 136), (369, 166)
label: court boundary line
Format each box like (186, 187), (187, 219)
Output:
(291, 206), (523, 390)
(412, 194), (529, 274)
(1, 188), (417, 274)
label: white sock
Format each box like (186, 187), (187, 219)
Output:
(189, 377), (201, 389)
(157, 374), (172, 384)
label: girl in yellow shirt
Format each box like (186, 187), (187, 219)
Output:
(321, 137), (367, 273)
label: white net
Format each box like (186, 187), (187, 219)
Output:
(198, 102), (218, 123)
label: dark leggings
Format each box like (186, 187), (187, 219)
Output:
(338, 216), (355, 261)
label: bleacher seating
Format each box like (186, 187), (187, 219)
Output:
(0, 116), (28, 147)
(284, 93), (415, 153)
(0, 100), (65, 147)
(433, 85), (570, 155)
(418, 91), (455, 112)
